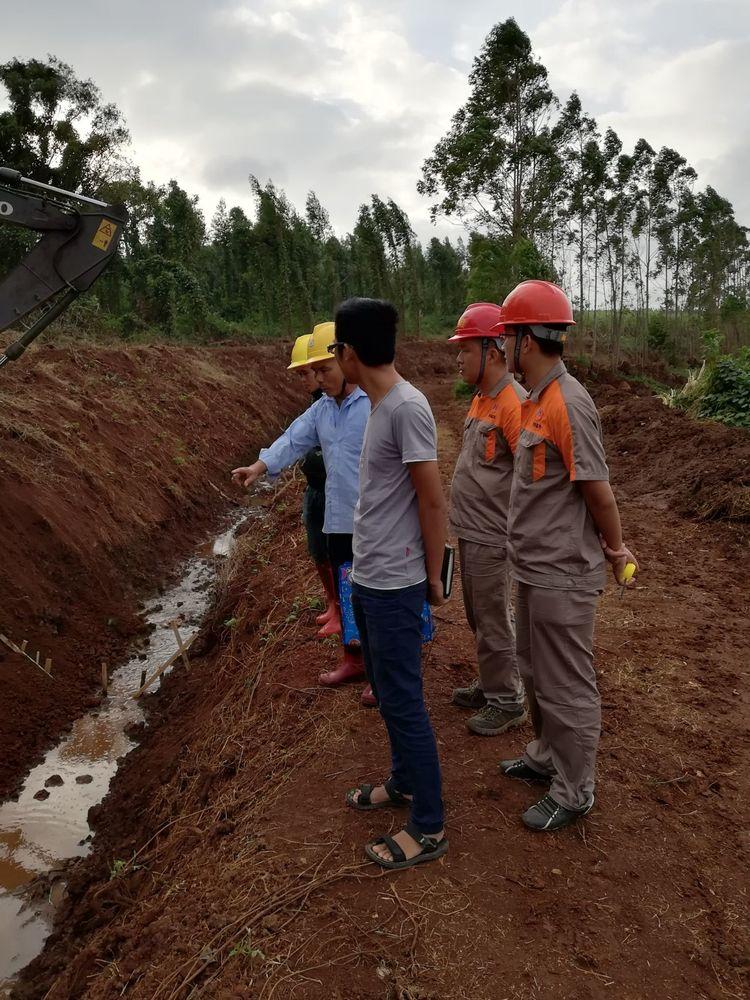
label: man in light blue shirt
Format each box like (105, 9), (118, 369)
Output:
(232, 323), (371, 688)
(257, 384), (368, 537)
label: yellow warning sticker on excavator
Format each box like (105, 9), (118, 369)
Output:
(92, 220), (117, 252)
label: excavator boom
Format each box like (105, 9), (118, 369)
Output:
(0, 167), (127, 368)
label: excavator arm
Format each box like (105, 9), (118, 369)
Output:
(0, 167), (127, 369)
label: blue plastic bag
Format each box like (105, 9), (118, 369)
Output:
(339, 562), (434, 646)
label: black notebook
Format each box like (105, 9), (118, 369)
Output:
(441, 544), (455, 599)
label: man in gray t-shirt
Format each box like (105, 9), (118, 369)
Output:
(352, 380), (438, 590)
(331, 297), (449, 873)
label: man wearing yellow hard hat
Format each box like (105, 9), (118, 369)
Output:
(232, 322), (371, 690)
(286, 334), (338, 633)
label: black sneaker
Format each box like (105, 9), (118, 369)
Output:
(522, 793), (594, 832)
(451, 678), (486, 710)
(467, 705), (527, 736)
(499, 758), (550, 783)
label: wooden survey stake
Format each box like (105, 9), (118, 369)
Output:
(171, 621), (191, 672)
(132, 634), (195, 699)
(0, 633), (54, 680)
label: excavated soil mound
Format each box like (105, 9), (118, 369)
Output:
(12, 345), (750, 999)
(594, 382), (750, 523)
(0, 343), (305, 798)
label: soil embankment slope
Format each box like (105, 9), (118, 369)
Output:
(0, 343), (306, 798)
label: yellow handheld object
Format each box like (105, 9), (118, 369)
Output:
(618, 561), (636, 598)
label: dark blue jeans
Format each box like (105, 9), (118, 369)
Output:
(352, 580), (444, 834)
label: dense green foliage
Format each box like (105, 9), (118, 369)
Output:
(697, 352), (750, 428)
(661, 326), (750, 429)
(0, 58), (467, 340)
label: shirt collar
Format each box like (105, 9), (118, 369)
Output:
(529, 360), (566, 402)
(481, 372), (514, 399)
(320, 385), (367, 407)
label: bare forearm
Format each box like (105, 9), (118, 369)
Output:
(418, 496), (447, 585)
(581, 481), (622, 549)
(589, 495), (623, 550)
(580, 479), (639, 586)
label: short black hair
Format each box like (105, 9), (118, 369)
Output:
(335, 298), (398, 366)
(525, 323), (567, 357)
(531, 334), (565, 357)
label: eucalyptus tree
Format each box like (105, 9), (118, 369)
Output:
(419, 18), (560, 242)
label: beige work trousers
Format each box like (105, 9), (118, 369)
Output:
(459, 539), (524, 712)
(516, 581), (602, 811)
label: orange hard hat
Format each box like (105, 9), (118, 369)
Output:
(498, 280), (575, 329)
(449, 302), (505, 341)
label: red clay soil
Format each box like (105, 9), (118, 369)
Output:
(13, 344), (750, 1000)
(0, 342), (306, 799)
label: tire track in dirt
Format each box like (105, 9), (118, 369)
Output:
(14, 343), (749, 1000)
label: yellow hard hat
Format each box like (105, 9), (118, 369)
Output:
(287, 334), (310, 370)
(306, 322), (336, 365)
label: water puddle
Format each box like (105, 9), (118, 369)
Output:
(0, 506), (259, 995)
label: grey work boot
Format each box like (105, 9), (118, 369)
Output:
(522, 793), (594, 832)
(451, 678), (487, 710)
(467, 704), (527, 736)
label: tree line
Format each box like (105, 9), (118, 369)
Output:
(420, 19), (750, 366)
(0, 57), (466, 341)
(1, 22), (749, 367)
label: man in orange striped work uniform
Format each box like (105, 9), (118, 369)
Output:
(497, 280), (638, 832)
(448, 302), (528, 736)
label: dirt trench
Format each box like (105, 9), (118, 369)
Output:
(13, 343), (750, 1000)
(0, 342), (307, 799)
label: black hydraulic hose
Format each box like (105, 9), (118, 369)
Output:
(0, 289), (79, 368)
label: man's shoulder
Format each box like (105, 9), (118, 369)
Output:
(557, 371), (598, 416)
(390, 380), (431, 412)
(499, 378), (527, 408)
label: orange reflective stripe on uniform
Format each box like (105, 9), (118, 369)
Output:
(508, 361), (609, 591)
(532, 442), (546, 481)
(543, 379), (576, 478)
(498, 382), (522, 455)
(485, 428), (496, 462)
(449, 373), (527, 545)
(519, 378), (575, 480)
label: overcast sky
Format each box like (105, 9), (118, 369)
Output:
(2, 0), (749, 243)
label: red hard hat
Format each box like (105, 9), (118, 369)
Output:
(449, 302), (505, 341)
(499, 280), (575, 328)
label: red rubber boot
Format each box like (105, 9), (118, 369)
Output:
(315, 563), (338, 626)
(319, 648), (366, 686)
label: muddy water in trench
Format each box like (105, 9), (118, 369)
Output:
(0, 507), (260, 994)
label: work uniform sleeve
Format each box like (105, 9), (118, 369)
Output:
(498, 385), (522, 455)
(552, 394), (609, 482)
(392, 398), (438, 464)
(259, 401), (321, 478)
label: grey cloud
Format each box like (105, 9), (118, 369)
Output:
(201, 154), (290, 189)
(1, 0), (750, 240)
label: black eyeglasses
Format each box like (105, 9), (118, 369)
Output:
(327, 341), (346, 352)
